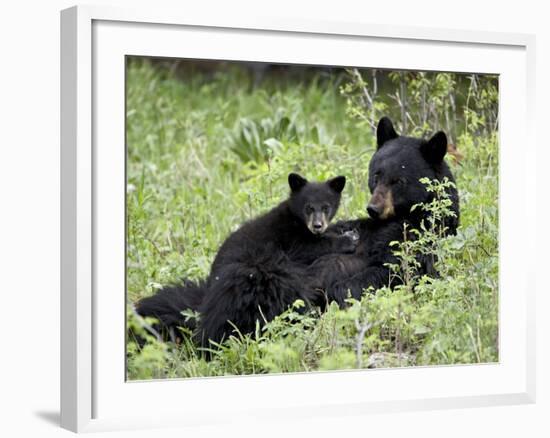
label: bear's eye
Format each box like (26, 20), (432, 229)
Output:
(392, 178), (406, 186)
(373, 174), (380, 184)
(321, 205), (330, 214)
(305, 205), (314, 214)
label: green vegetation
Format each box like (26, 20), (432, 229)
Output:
(126, 59), (498, 380)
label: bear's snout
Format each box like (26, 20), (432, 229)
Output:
(307, 211), (328, 235)
(367, 186), (395, 220)
(367, 204), (382, 219)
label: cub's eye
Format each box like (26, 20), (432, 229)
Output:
(321, 205), (331, 214)
(373, 174), (379, 184)
(305, 205), (314, 214)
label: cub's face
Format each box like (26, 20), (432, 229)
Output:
(367, 117), (449, 221)
(288, 173), (346, 235)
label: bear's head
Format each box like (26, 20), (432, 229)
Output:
(366, 117), (459, 231)
(288, 173), (346, 235)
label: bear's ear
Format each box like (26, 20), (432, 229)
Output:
(376, 117), (398, 149)
(421, 131), (448, 164)
(327, 175), (346, 193)
(288, 173), (308, 192)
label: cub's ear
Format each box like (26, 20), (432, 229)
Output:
(288, 173), (308, 192)
(421, 131), (448, 164)
(327, 175), (346, 193)
(376, 116), (398, 149)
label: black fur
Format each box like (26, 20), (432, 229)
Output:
(310, 117), (460, 304)
(135, 280), (205, 338)
(135, 174), (356, 347)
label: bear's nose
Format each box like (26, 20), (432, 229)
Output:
(313, 222), (323, 230)
(367, 204), (381, 219)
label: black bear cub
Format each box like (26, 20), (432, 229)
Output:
(136, 173), (357, 347)
(310, 117), (460, 304)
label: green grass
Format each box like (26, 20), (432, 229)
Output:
(126, 59), (498, 380)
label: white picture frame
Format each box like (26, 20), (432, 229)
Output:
(60, 4), (536, 433)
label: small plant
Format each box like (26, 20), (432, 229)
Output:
(229, 108), (300, 163)
(126, 308), (170, 380)
(387, 177), (458, 286)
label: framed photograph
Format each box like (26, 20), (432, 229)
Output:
(61, 5), (536, 433)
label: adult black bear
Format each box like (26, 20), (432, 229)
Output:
(136, 173), (357, 347)
(309, 117), (460, 305)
